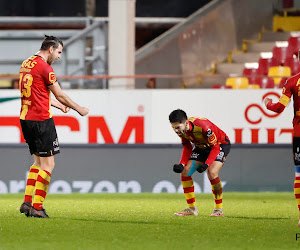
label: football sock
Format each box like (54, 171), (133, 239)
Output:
(24, 165), (40, 204)
(181, 176), (196, 208)
(210, 177), (223, 209)
(33, 169), (51, 210)
(294, 167), (300, 211)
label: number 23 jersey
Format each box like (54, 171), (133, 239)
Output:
(19, 55), (56, 121)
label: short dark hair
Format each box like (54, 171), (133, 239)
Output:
(40, 35), (63, 50)
(169, 109), (187, 123)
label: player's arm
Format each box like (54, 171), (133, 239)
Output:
(179, 138), (193, 166)
(51, 98), (70, 113)
(48, 82), (89, 116)
(264, 80), (291, 113)
(173, 138), (193, 173)
(264, 94), (290, 113)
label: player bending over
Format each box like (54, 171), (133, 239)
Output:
(169, 109), (231, 216)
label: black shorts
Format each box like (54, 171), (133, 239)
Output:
(189, 142), (231, 164)
(20, 118), (60, 157)
(293, 137), (300, 165)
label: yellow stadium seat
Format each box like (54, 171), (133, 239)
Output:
(268, 66), (291, 85)
(0, 80), (12, 88)
(248, 84), (260, 89)
(225, 77), (249, 89)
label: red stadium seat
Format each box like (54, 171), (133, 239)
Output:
(243, 67), (264, 84)
(212, 84), (232, 89)
(272, 46), (288, 66)
(255, 77), (275, 88)
(284, 56), (300, 75)
(287, 36), (300, 57)
(258, 58), (272, 75)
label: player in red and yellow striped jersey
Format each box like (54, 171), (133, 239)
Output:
(169, 109), (231, 217)
(19, 35), (89, 218)
(264, 50), (300, 226)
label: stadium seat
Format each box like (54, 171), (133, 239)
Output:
(272, 46), (288, 65)
(243, 67), (264, 84)
(255, 77), (275, 88)
(287, 36), (300, 57)
(283, 56), (300, 75)
(248, 84), (260, 89)
(225, 77), (249, 89)
(268, 66), (291, 85)
(212, 84), (232, 89)
(258, 57), (275, 75)
(0, 80), (12, 88)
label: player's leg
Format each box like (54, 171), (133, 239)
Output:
(30, 118), (59, 218)
(19, 120), (41, 216)
(207, 161), (224, 216)
(292, 136), (300, 226)
(20, 154), (41, 216)
(206, 142), (231, 217)
(174, 160), (200, 216)
(30, 155), (55, 218)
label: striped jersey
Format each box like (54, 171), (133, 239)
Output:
(179, 117), (230, 165)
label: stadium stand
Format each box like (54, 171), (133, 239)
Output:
(225, 77), (249, 89)
(284, 56), (300, 75)
(268, 66), (291, 85)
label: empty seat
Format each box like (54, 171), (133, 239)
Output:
(243, 67), (263, 76)
(287, 36), (300, 57)
(272, 46), (288, 65)
(243, 67), (264, 84)
(225, 77), (249, 89)
(255, 77), (275, 88)
(258, 57), (276, 75)
(268, 66), (291, 85)
(212, 84), (232, 89)
(284, 56), (300, 75)
(0, 80), (12, 88)
(248, 84), (260, 89)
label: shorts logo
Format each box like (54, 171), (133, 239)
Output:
(39, 152), (48, 155)
(295, 153), (300, 163)
(53, 138), (59, 147)
(217, 151), (224, 161)
(191, 152), (199, 159)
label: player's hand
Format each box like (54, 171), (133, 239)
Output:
(173, 164), (184, 173)
(196, 164), (209, 173)
(263, 97), (272, 107)
(60, 105), (70, 113)
(78, 107), (89, 116)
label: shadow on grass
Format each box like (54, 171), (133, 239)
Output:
(225, 216), (289, 220)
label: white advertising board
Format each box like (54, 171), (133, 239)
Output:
(0, 89), (293, 144)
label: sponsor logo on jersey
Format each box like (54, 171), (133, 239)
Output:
(49, 72), (56, 84)
(206, 128), (212, 137)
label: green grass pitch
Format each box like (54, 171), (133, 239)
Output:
(1, 193), (300, 249)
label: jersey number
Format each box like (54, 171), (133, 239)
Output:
(19, 73), (33, 97)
